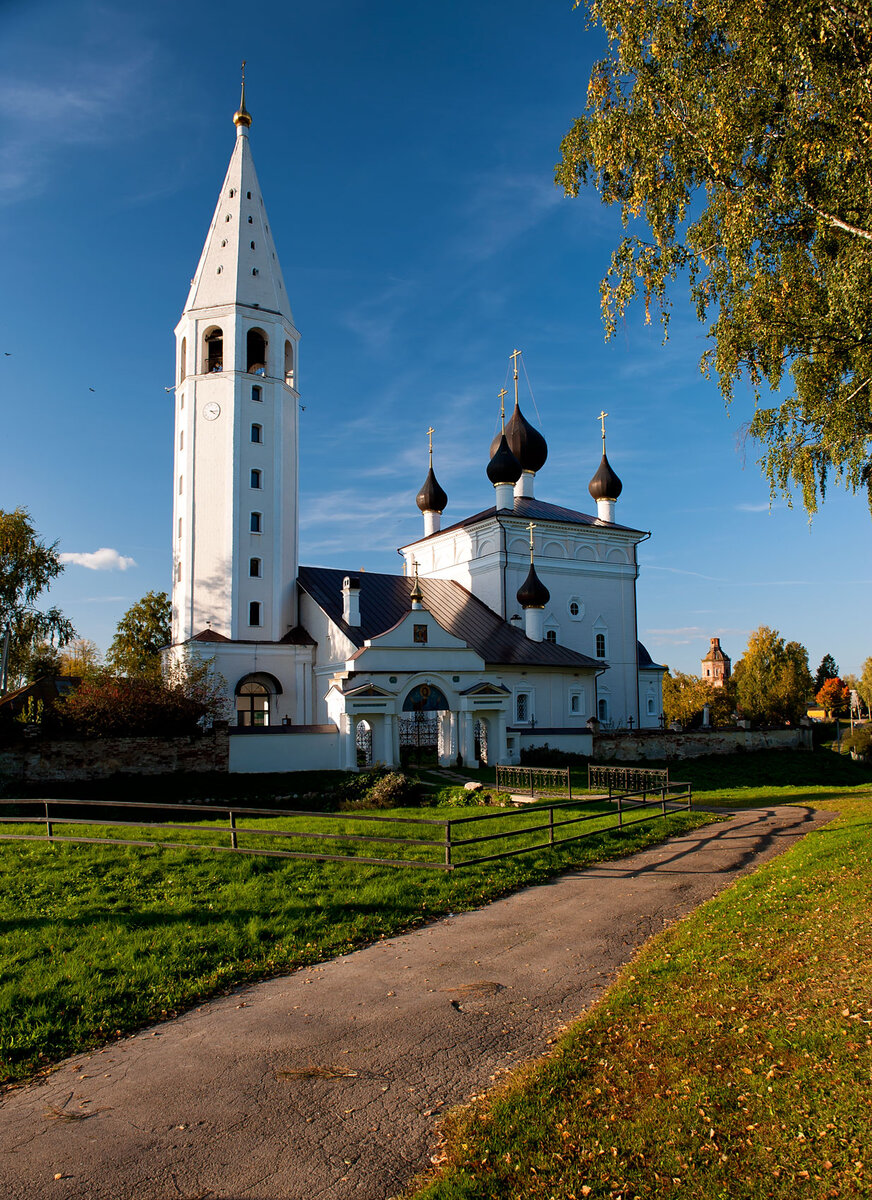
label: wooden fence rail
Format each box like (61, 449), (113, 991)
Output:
(0, 786), (692, 872)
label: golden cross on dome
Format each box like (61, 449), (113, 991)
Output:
(527, 521), (536, 561)
(598, 410), (608, 445)
(511, 348), (522, 406)
(498, 388), (508, 430)
(426, 426), (435, 463)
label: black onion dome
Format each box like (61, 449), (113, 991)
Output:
(489, 403), (548, 473)
(416, 467), (448, 513)
(487, 433), (523, 485)
(588, 452), (623, 501)
(516, 562), (550, 609)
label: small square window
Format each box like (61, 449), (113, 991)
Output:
(250, 511), (262, 533)
(251, 424), (262, 443)
(250, 557), (261, 577)
(250, 468), (262, 489)
(545, 629), (557, 643)
(251, 385), (262, 402)
(413, 624), (428, 644)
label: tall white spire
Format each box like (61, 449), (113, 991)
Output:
(183, 115), (293, 321)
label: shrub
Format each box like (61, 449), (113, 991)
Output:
(58, 660), (226, 738)
(431, 785), (513, 808)
(521, 743), (590, 768)
(338, 769), (420, 810)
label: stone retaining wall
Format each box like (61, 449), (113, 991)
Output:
(592, 726), (813, 761)
(0, 727), (229, 783)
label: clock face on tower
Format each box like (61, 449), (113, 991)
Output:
(202, 401), (221, 421)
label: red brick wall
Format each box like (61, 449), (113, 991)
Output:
(0, 726), (229, 783)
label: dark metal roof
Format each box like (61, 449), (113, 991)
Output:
(401, 495), (644, 545)
(489, 402), (548, 473)
(637, 640), (665, 670)
(298, 565), (601, 671)
(187, 625), (316, 647)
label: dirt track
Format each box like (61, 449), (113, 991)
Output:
(0, 805), (833, 1200)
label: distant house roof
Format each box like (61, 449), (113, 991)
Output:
(298, 565), (601, 671)
(187, 626), (315, 647)
(0, 675), (81, 717)
(400, 495), (645, 546)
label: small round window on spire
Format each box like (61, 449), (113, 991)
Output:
(252, 268), (259, 276)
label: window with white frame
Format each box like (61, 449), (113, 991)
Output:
(567, 596), (584, 620)
(250, 511), (262, 533)
(647, 695), (656, 715)
(569, 687), (586, 717)
(545, 629), (557, 643)
(515, 691), (531, 723)
(594, 620), (608, 659)
(598, 697), (609, 722)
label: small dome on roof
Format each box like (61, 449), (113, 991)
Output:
(588, 452), (623, 502)
(416, 467), (448, 514)
(487, 433), (523, 486)
(489, 402), (548, 473)
(516, 562), (550, 609)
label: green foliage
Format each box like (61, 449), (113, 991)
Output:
(732, 626), (814, 724)
(662, 669), (736, 726)
(557, 0), (872, 513)
(107, 590), (171, 678)
(339, 770), (420, 810)
(859, 657), (872, 715)
(20, 641), (61, 683)
(431, 786), (512, 808)
(0, 507), (74, 687)
(13, 697), (44, 726)
(814, 653), (839, 692)
(816, 675), (850, 719)
(59, 637), (103, 679)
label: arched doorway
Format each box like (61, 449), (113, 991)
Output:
(401, 683), (449, 767)
(356, 719), (373, 768)
(235, 672), (283, 727)
(474, 718), (489, 765)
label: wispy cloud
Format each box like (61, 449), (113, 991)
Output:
(340, 277), (417, 353)
(61, 548), (136, 571)
(450, 171), (563, 263)
(734, 502), (775, 513)
(0, 16), (156, 204)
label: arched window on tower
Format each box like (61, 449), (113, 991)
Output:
(284, 340), (295, 387)
(204, 327), (223, 373)
(247, 328), (267, 375)
(179, 337), (186, 383)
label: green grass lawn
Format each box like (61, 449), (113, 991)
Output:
(402, 782), (872, 1200)
(0, 798), (712, 1086)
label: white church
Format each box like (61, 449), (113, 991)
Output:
(167, 91), (665, 772)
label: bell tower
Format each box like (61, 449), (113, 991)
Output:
(171, 74), (301, 646)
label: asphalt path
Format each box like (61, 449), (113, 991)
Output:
(0, 804), (834, 1200)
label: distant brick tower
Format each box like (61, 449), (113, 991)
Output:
(701, 637), (731, 687)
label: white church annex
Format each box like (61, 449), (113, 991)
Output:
(167, 92), (665, 772)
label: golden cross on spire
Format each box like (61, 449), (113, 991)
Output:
(234, 59), (252, 128)
(527, 521), (536, 561)
(498, 388), (508, 431)
(426, 426), (435, 464)
(598, 410), (608, 445)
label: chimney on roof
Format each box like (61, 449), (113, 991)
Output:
(342, 576), (361, 626)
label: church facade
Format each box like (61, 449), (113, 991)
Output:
(167, 96), (664, 771)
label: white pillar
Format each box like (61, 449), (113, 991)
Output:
(423, 511), (441, 536)
(462, 711), (475, 767)
(525, 607), (545, 641)
(343, 714), (357, 771)
(514, 471), (535, 499)
(494, 483), (514, 511)
(438, 711), (452, 766)
(382, 713), (396, 766)
(596, 498), (616, 522)
(495, 708), (508, 764)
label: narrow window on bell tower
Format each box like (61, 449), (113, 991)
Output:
(247, 328), (267, 375)
(284, 340), (295, 388)
(204, 327), (223, 373)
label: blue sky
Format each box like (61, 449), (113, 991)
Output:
(1, 0), (869, 678)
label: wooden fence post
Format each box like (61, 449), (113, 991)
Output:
(45, 800), (53, 842)
(549, 805), (555, 846)
(229, 810), (238, 851)
(444, 820), (452, 869)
